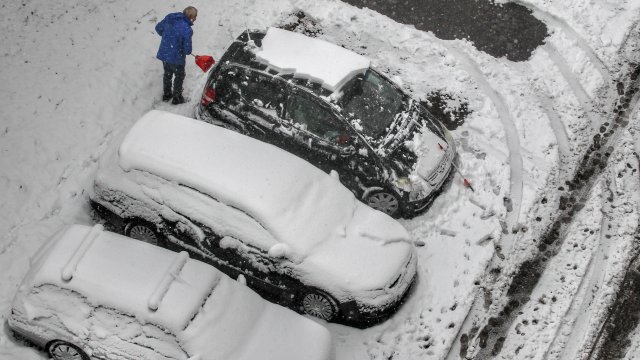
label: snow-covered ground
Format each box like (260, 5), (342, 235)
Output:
(1, 0), (640, 359)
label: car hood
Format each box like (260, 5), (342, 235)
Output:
(297, 203), (415, 295)
(413, 130), (451, 180)
(377, 103), (449, 177)
(180, 276), (332, 360)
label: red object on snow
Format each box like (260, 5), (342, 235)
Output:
(195, 55), (215, 72)
(463, 178), (475, 192)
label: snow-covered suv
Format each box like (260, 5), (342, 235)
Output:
(90, 110), (417, 326)
(7, 224), (333, 360)
(196, 27), (456, 218)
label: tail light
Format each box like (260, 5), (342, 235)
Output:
(200, 85), (217, 106)
(337, 134), (350, 144)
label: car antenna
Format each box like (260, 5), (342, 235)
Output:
(245, 26), (255, 47)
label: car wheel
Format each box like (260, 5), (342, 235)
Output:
(47, 340), (89, 360)
(364, 190), (401, 218)
(124, 221), (159, 246)
(301, 290), (338, 321)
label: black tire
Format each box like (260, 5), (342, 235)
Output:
(300, 290), (338, 321)
(124, 220), (160, 246)
(363, 189), (401, 218)
(47, 340), (89, 360)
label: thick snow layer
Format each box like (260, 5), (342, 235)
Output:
(112, 110), (414, 293)
(118, 110), (357, 255)
(26, 225), (219, 334)
(11, 225), (333, 360)
(181, 275), (333, 360)
(255, 27), (370, 92)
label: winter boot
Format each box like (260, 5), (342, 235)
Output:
(162, 93), (173, 102)
(172, 94), (185, 105)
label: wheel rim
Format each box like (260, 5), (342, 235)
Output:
(51, 343), (82, 360)
(128, 224), (158, 245)
(302, 293), (335, 320)
(366, 192), (399, 215)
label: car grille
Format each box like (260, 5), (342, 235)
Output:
(427, 149), (453, 185)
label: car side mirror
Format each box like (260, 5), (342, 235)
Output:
(280, 120), (292, 129)
(268, 243), (290, 259)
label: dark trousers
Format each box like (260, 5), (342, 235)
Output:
(163, 62), (186, 96)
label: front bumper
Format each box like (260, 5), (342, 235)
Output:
(404, 137), (456, 216)
(339, 251), (418, 327)
(7, 310), (49, 349)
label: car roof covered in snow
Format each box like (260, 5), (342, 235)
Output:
(254, 27), (370, 92)
(117, 110), (357, 258)
(29, 224), (220, 333)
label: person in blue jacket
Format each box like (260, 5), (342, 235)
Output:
(155, 6), (197, 104)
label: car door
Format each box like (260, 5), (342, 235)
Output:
(215, 66), (287, 140)
(163, 186), (293, 299)
(283, 91), (357, 173)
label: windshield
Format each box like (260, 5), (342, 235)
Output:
(339, 69), (406, 138)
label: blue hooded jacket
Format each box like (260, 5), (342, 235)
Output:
(155, 12), (193, 65)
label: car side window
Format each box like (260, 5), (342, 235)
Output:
(285, 94), (350, 144)
(219, 67), (285, 117)
(240, 71), (285, 114)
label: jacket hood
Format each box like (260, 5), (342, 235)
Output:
(165, 12), (193, 26)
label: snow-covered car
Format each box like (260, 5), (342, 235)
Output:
(7, 224), (333, 360)
(196, 27), (456, 218)
(90, 110), (417, 326)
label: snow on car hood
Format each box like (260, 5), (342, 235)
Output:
(299, 202), (414, 293)
(255, 27), (370, 92)
(180, 276), (332, 360)
(118, 110), (357, 258)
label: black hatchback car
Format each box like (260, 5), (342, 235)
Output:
(196, 27), (455, 218)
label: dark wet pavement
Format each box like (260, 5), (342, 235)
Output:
(340, 0), (548, 61)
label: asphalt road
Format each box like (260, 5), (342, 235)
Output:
(340, 0), (548, 61)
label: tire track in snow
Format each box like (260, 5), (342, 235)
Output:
(456, 64), (640, 360)
(541, 43), (599, 128)
(585, 92), (640, 360)
(539, 97), (571, 161)
(497, 180), (605, 360)
(444, 4), (622, 357)
(446, 45), (524, 235)
(550, 182), (625, 360)
(512, 0), (611, 83)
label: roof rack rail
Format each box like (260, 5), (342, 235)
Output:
(61, 224), (104, 281)
(148, 251), (190, 311)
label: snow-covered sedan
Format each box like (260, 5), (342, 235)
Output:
(7, 224), (333, 360)
(196, 27), (456, 218)
(90, 110), (417, 326)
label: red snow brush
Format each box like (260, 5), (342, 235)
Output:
(193, 54), (215, 72)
